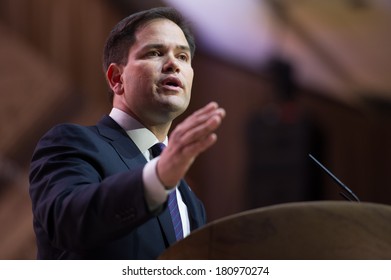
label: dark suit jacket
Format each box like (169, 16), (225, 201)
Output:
(29, 115), (206, 259)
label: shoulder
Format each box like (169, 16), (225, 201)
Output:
(38, 123), (97, 145)
(47, 122), (95, 135)
(31, 122), (108, 159)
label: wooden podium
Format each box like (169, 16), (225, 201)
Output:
(159, 201), (391, 259)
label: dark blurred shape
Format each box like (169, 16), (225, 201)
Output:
(246, 57), (324, 208)
(0, 156), (22, 190)
(347, 0), (370, 10)
(264, 56), (297, 101)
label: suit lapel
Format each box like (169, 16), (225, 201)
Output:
(95, 116), (204, 245)
(96, 115), (147, 169)
(178, 181), (204, 230)
(96, 116), (178, 244)
(156, 181), (199, 246)
(157, 206), (177, 245)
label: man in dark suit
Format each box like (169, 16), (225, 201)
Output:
(29, 7), (225, 259)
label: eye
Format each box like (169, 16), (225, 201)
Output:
(148, 50), (161, 57)
(178, 53), (189, 62)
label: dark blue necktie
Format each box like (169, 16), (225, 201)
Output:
(150, 143), (184, 241)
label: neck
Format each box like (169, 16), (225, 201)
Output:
(148, 123), (171, 142)
(112, 102), (173, 141)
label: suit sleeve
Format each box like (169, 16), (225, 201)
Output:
(29, 124), (155, 253)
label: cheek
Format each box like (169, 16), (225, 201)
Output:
(185, 68), (194, 89)
(135, 66), (158, 86)
(125, 70), (153, 92)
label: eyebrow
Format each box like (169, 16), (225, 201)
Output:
(142, 44), (190, 53)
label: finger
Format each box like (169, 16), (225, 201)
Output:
(190, 102), (219, 118)
(178, 112), (223, 145)
(173, 106), (225, 140)
(181, 133), (218, 157)
(180, 102), (220, 129)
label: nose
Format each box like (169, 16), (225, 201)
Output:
(162, 55), (180, 73)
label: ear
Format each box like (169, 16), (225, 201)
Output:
(106, 63), (124, 95)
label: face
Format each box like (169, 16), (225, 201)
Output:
(108, 19), (194, 128)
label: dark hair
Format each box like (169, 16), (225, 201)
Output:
(103, 7), (196, 102)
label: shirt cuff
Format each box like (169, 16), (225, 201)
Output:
(143, 157), (172, 212)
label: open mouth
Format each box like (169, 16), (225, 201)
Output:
(165, 81), (179, 87)
(161, 77), (183, 89)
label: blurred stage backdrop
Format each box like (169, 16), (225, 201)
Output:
(1, 0), (391, 259)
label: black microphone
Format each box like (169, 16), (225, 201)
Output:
(309, 154), (360, 202)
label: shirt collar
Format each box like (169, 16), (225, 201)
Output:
(109, 108), (167, 158)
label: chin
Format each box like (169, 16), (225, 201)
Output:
(168, 104), (188, 117)
(162, 96), (189, 112)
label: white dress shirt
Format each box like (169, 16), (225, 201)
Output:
(109, 108), (190, 238)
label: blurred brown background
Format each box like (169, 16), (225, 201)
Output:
(1, 0), (390, 259)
